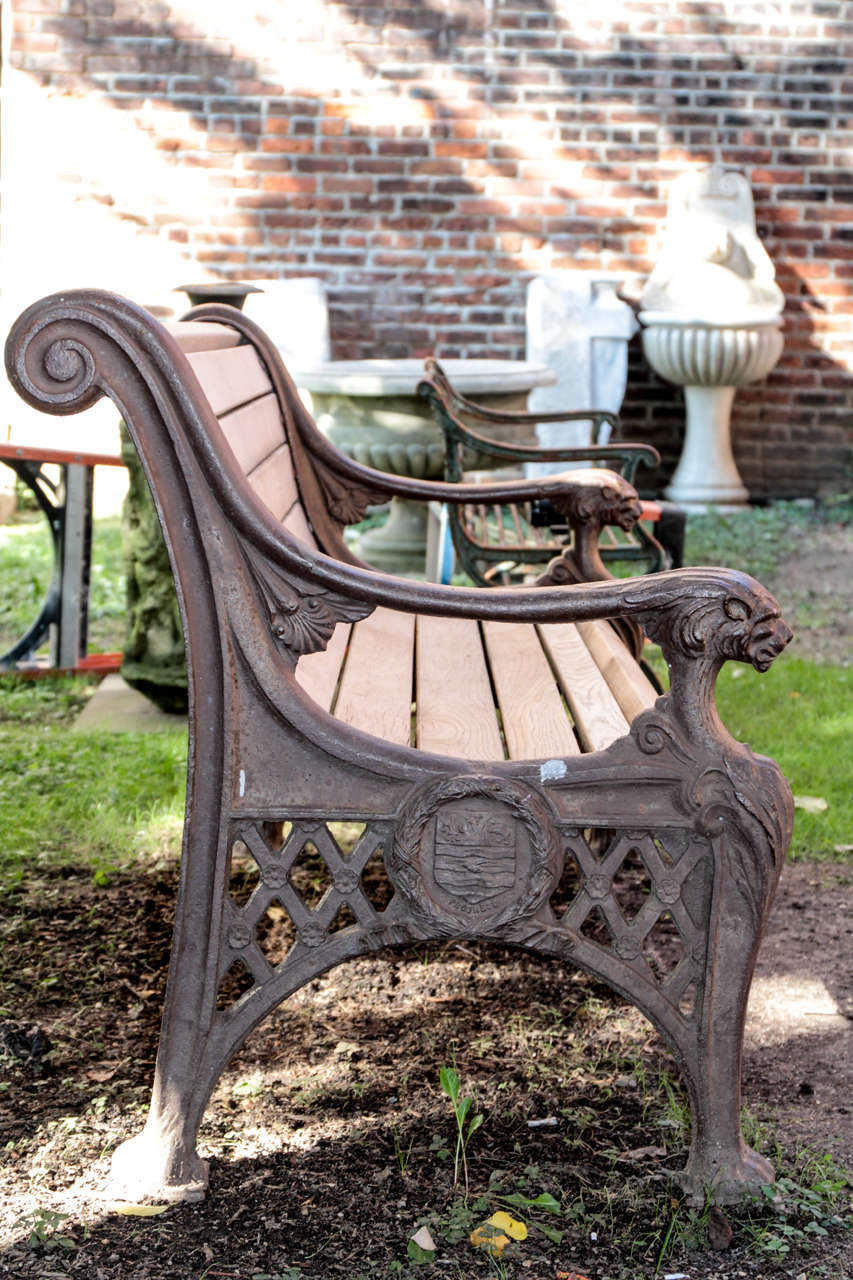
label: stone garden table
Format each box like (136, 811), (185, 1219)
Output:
(292, 358), (555, 575)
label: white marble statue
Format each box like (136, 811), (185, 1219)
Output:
(640, 165), (784, 323)
(639, 164), (784, 509)
(525, 273), (638, 476)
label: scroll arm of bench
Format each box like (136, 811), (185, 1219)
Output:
(420, 357), (624, 439)
(418, 365), (659, 478)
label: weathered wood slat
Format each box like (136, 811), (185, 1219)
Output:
(415, 615), (504, 760)
(482, 620), (580, 759)
(186, 345), (272, 418)
(246, 443), (300, 522)
(334, 608), (414, 747)
(575, 620), (659, 722)
(219, 393), (286, 475)
(295, 622), (351, 711)
(537, 622), (630, 752)
(169, 321), (241, 353)
(282, 500), (317, 548)
(509, 504), (525, 544)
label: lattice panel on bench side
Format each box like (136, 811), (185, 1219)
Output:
(217, 818), (395, 1009)
(551, 828), (712, 1018)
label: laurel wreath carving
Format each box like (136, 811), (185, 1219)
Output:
(388, 775), (562, 937)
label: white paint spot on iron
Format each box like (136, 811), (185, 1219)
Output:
(539, 758), (567, 783)
(239, 768), (246, 798)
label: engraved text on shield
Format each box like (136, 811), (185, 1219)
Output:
(433, 807), (518, 904)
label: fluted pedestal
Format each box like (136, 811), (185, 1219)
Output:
(640, 317), (783, 511)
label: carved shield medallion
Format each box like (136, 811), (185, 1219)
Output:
(389, 776), (561, 936)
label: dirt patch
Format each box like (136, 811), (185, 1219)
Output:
(0, 860), (851, 1280)
(766, 525), (853, 665)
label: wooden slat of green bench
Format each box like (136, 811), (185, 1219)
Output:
(482, 620), (581, 759)
(334, 608), (415, 747)
(537, 622), (630, 752)
(416, 615), (505, 760)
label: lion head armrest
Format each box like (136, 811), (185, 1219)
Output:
(618, 566), (793, 744)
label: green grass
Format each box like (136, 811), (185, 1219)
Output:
(0, 514), (126, 658)
(0, 676), (187, 877)
(0, 725), (187, 877)
(715, 654), (852, 856)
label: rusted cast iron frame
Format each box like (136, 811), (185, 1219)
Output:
(7, 291), (794, 1210)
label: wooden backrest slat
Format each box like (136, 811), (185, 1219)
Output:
(334, 608), (415, 746)
(169, 321), (241, 353)
(537, 622), (630, 752)
(218, 393), (288, 476)
(415, 615), (505, 760)
(246, 443), (300, 523)
(282, 501), (317, 548)
(482, 620), (580, 759)
(575, 620), (659, 722)
(185, 345), (272, 418)
(295, 622), (351, 711)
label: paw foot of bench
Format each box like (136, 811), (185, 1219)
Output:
(110, 1126), (209, 1203)
(678, 1144), (774, 1206)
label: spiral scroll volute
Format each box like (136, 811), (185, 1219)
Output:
(5, 299), (109, 416)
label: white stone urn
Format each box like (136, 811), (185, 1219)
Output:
(640, 165), (784, 509)
(641, 314), (783, 507)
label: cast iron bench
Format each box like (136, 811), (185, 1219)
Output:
(418, 357), (686, 586)
(6, 290), (794, 1207)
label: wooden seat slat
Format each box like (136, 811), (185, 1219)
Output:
(186, 345), (272, 418)
(246, 442), (300, 522)
(334, 608), (415, 747)
(575, 620), (659, 722)
(219, 393), (287, 475)
(295, 622), (351, 711)
(482, 620), (580, 759)
(415, 615), (505, 760)
(537, 622), (630, 752)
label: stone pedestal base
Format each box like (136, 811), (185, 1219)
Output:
(664, 386), (749, 510)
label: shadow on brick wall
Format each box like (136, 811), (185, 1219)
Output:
(10, 0), (853, 496)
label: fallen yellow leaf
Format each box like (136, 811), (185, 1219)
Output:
(488, 1210), (527, 1241)
(470, 1223), (511, 1257)
(110, 1202), (169, 1217)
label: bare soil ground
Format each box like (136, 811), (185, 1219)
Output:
(1, 858), (852, 1280)
(0, 515), (851, 1280)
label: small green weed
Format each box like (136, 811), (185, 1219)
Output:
(439, 1060), (483, 1197)
(13, 1207), (76, 1252)
(743, 1154), (852, 1259)
(393, 1125), (414, 1176)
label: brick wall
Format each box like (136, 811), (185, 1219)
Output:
(8, 0), (853, 496)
